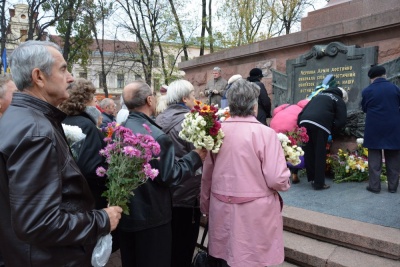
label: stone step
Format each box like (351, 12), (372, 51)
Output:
(283, 231), (399, 267)
(282, 205), (400, 260)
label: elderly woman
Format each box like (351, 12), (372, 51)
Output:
(0, 74), (17, 117)
(201, 79), (291, 267)
(155, 80), (202, 267)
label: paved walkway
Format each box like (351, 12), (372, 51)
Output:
(106, 175), (400, 266)
(280, 174), (400, 229)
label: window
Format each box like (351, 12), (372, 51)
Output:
(79, 72), (87, 79)
(153, 54), (160, 68)
(117, 74), (124, 88)
(99, 73), (106, 88)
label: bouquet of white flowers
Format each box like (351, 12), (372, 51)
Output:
(277, 133), (304, 166)
(62, 124), (86, 160)
(179, 100), (224, 153)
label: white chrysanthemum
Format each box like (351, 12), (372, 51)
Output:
(356, 138), (364, 145)
(62, 124), (86, 143)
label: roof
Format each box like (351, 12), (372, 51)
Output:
(49, 35), (138, 53)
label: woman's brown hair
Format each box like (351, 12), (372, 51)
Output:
(59, 78), (96, 115)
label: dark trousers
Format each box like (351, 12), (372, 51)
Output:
(368, 149), (400, 191)
(171, 207), (201, 267)
(119, 223), (172, 267)
(302, 123), (329, 187)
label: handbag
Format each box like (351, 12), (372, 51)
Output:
(191, 223), (209, 267)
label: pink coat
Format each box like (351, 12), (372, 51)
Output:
(200, 116), (291, 267)
(270, 99), (309, 133)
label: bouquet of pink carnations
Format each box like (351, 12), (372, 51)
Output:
(96, 123), (160, 215)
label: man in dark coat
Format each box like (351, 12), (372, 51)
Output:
(247, 68), (271, 125)
(0, 40), (122, 267)
(298, 87), (348, 190)
(118, 80), (207, 267)
(361, 65), (400, 193)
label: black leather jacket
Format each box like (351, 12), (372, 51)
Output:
(119, 112), (203, 232)
(0, 93), (110, 267)
(156, 104), (202, 208)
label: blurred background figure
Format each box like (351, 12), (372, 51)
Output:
(116, 94), (129, 124)
(246, 68), (271, 125)
(270, 99), (310, 184)
(221, 74), (242, 109)
(155, 79), (201, 267)
(204, 66), (227, 106)
(0, 74), (17, 117)
(160, 84), (168, 95)
(99, 97), (116, 127)
(201, 79), (290, 267)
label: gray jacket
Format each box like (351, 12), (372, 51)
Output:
(156, 104), (202, 207)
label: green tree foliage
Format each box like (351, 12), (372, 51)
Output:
(54, 0), (93, 71)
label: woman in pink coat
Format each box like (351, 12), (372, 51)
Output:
(200, 79), (291, 267)
(270, 99), (309, 183)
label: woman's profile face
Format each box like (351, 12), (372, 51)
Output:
(184, 90), (196, 109)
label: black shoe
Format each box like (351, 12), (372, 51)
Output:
(388, 188), (397, 193)
(314, 184), (330, 190)
(366, 186), (380, 194)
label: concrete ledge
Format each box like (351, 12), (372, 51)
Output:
(283, 206), (400, 260)
(284, 231), (400, 267)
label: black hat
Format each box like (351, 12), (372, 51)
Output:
(249, 68), (263, 78)
(368, 66), (386, 79)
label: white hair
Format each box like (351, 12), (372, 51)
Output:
(228, 74), (242, 85)
(165, 80), (194, 105)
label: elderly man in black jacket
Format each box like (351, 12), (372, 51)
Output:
(298, 87), (348, 190)
(0, 40), (122, 267)
(118, 80), (207, 267)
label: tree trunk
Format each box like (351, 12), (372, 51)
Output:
(168, 0), (188, 60)
(200, 0), (206, 56)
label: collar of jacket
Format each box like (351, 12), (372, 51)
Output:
(11, 92), (66, 122)
(127, 111), (163, 130)
(223, 116), (260, 124)
(102, 112), (115, 120)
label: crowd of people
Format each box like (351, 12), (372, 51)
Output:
(0, 39), (398, 267)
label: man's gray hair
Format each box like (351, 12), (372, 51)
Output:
(227, 79), (260, 117)
(99, 98), (114, 109)
(9, 40), (61, 91)
(213, 67), (221, 72)
(123, 80), (152, 110)
(0, 74), (13, 98)
(166, 80), (194, 105)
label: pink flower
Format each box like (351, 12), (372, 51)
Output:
(143, 163), (159, 180)
(96, 167), (107, 177)
(143, 124), (152, 134)
(123, 146), (141, 158)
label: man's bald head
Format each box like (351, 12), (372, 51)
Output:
(123, 81), (153, 111)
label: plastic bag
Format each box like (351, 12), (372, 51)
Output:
(91, 233), (112, 267)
